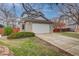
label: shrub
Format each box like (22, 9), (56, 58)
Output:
(4, 26), (12, 35)
(7, 32), (35, 39)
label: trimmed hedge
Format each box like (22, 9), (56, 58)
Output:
(7, 32), (35, 39)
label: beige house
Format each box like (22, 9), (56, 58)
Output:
(20, 17), (53, 33)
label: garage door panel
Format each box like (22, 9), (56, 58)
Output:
(32, 23), (50, 33)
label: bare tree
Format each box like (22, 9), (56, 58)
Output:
(11, 3), (17, 27)
(44, 3), (79, 29)
(21, 3), (49, 21)
(0, 4), (16, 27)
(58, 4), (79, 25)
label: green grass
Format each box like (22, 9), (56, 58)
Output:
(0, 37), (63, 56)
(59, 32), (79, 39)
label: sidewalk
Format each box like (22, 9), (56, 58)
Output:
(36, 33), (79, 56)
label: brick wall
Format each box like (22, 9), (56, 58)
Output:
(13, 28), (20, 33)
(0, 28), (20, 35)
(0, 28), (4, 35)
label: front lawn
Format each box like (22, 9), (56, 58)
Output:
(0, 37), (63, 56)
(59, 32), (79, 39)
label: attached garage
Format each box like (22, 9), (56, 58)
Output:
(32, 23), (50, 33)
(20, 18), (53, 33)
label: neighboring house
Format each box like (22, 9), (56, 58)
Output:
(51, 17), (79, 32)
(20, 17), (53, 33)
(74, 24), (79, 32)
(55, 22), (66, 29)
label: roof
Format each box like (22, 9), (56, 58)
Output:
(34, 17), (46, 20)
(21, 17), (53, 24)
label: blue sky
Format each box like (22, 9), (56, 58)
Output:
(38, 4), (59, 19)
(7, 3), (59, 19)
(42, 6), (59, 19)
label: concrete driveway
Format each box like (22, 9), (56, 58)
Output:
(36, 33), (79, 56)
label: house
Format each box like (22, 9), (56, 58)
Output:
(20, 17), (53, 33)
(51, 17), (75, 32)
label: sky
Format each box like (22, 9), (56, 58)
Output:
(5, 3), (60, 19)
(42, 5), (60, 19)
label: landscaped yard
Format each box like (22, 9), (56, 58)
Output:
(0, 37), (63, 56)
(59, 32), (79, 39)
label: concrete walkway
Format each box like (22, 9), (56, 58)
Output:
(36, 33), (79, 56)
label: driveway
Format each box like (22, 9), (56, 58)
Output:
(36, 33), (79, 56)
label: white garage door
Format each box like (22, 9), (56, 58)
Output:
(32, 23), (50, 33)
